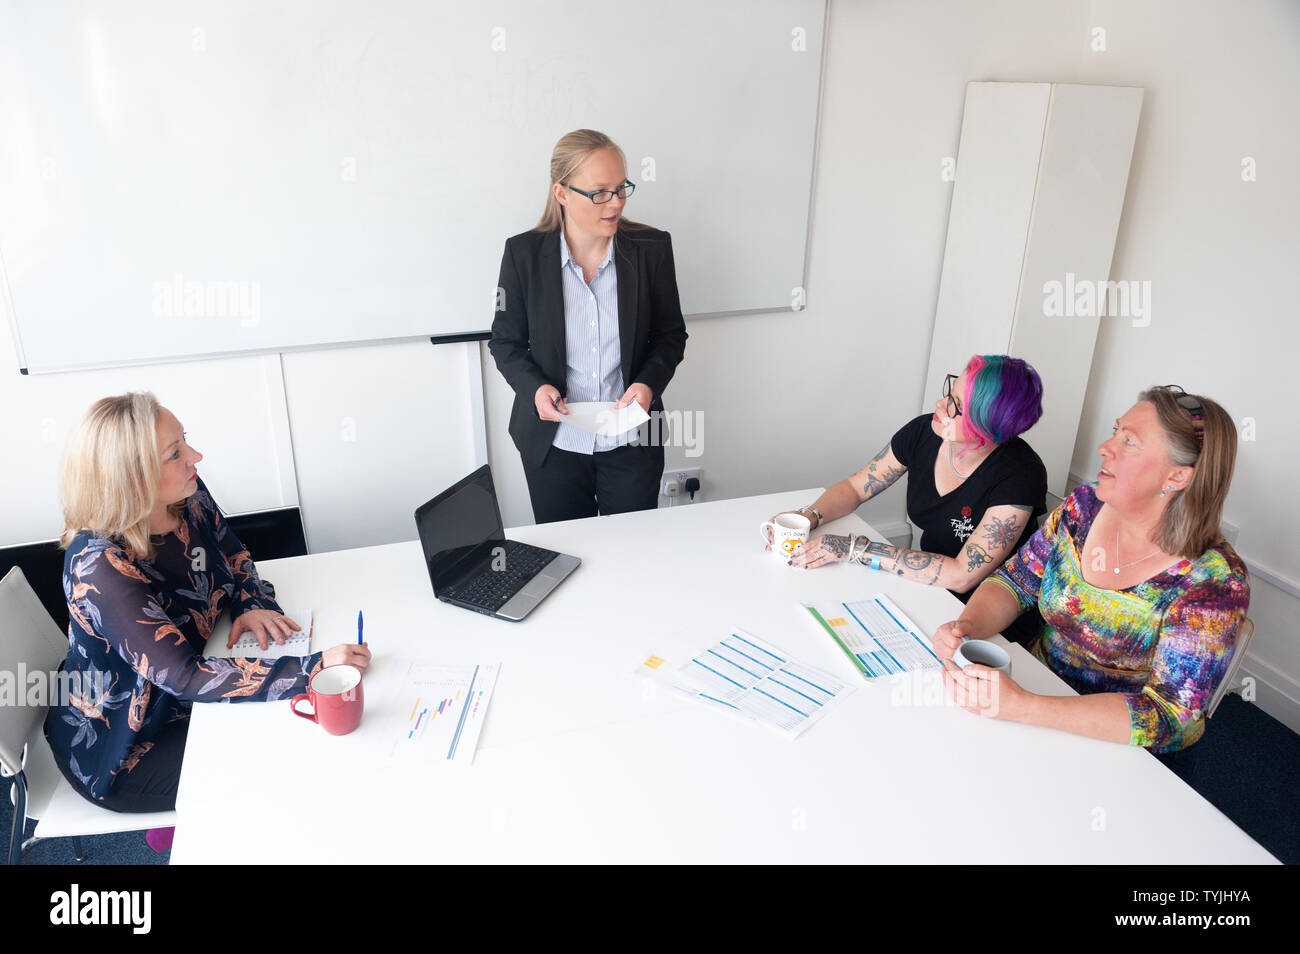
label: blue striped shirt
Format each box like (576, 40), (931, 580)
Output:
(553, 230), (627, 453)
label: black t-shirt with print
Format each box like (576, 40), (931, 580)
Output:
(890, 413), (1048, 602)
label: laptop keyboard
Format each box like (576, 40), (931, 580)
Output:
(451, 544), (559, 612)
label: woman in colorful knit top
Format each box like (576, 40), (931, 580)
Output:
(935, 386), (1247, 753)
(45, 393), (372, 813)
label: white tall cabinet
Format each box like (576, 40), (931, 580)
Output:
(924, 82), (1144, 495)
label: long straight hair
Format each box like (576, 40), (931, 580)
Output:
(60, 392), (181, 561)
(1139, 387), (1237, 558)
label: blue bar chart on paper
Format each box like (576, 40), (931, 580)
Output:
(388, 662), (500, 764)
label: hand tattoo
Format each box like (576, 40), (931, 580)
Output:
(966, 542), (993, 572)
(982, 515), (1020, 551)
(821, 534), (850, 559)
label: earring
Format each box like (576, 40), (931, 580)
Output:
(1160, 485), (1171, 498)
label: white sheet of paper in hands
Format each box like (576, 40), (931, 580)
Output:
(559, 401), (651, 437)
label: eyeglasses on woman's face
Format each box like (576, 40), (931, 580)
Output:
(564, 179), (635, 205)
(942, 373), (963, 418)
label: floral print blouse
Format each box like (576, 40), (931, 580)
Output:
(988, 484), (1249, 753)
(45, 478), (321, 799)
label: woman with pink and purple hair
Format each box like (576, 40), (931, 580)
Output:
(778, 355), (1048, 637)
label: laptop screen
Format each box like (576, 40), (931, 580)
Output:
(415, 466), (506, 595)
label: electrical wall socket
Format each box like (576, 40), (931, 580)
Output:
(660, 467), (702, 499)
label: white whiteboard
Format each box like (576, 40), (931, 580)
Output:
(0, 0), (826, 373)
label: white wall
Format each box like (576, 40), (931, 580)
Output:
(1062, 0), (1300, 731)
(281, 340), (481, 553)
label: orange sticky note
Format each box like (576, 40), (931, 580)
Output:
(643, 655), (665, 670)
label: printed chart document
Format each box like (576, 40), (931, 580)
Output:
(229, 609), (312, 659)
(560, 401), (650, 437)
(638, 630), (852, 739)
(388, 662), (499, 764)
(804, 594), (941, 679)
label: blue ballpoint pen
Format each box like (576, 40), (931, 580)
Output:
(357, 610), (364, 645)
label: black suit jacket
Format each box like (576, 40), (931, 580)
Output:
(488, 224), (689, 469)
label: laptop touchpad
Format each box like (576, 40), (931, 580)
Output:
(519, 575), (556, 597)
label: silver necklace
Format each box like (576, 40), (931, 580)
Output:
(1113, 523), (1164, 575)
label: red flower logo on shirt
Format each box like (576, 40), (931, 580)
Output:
(961, 506), (972, 517)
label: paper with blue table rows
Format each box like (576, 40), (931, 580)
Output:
(804, 594), (943, 679)
(387, 662), (499, 765)
(638, 630), (853, 739)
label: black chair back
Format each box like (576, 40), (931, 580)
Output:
(0, 540), (68, 632)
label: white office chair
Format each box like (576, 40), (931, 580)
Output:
(1206, 616), (1256, 720)
(0, 567), (176, 864)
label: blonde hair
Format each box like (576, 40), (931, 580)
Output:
(1139, 386), (1237, 558)
(60, 392), (181, 561)
(535, 129), (648, 234)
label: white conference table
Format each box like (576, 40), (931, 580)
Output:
(172, 490), (1276, 864)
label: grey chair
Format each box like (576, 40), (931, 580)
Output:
(0, 567), (175, 864)
(1207, 616), (1256, 719)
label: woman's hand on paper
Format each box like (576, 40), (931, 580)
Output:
(228, 609), (300, 651)
(534, 384), (568, 422)
(788, 534), (851, 569)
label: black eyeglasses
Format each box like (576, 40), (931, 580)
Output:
(1155, 384), (1205, 445)
(564, 179), (636, 205)
(942, 373), (962, 418)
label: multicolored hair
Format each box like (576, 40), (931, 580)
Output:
(960, 355), (1044, 451)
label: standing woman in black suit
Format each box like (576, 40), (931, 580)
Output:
(490, 129), (688, 523)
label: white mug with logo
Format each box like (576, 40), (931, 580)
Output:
(759, 513), (811, 562)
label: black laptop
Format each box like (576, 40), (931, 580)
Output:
(415, 465), (580, 621)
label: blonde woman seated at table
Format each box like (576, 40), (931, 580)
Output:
(777, 356), (1048, 625)
(44, 393), (371, 818)
(936, 386), (1248, 753)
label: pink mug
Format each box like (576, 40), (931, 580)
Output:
(291, 665), (364, 736)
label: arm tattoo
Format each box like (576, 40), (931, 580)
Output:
(861, 541), (943, 585)
(861, 443), (906, 499)
(902, 550), (935, 571)
(981, 515), (1021, 551)
(966, 542), (993, 572)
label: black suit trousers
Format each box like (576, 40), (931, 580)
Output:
(523, 442), (664, 524)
